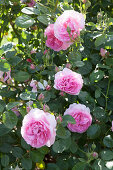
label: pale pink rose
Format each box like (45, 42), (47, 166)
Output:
(21, 108), (57, 148)
(111, 121), (113, 131)
(64, 103), (92, 133)
(30, 80), (38, 92)
(44, 24), (71, 51)
(100, 48), (107, 57)
(54, 10), (85, 42)
(54, 68), (83, 95)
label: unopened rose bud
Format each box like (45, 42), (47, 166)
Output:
(59, 91), (65, 96)
(100, 48), (107, 58)
(30, 64), (35, 70)
(26, 106), (31, 113)
(66, 63), (72, 69)
(38, 93), (44, 101)
(46, 85), (51, 91)
(56, 115), (62, 123)
(32, 25), (37, 30)
(43, 104), (50, 112)
(26, 58), (32, 63)
(92, 152), (98, 159)
(92, 143), (96, 150)
(82, 0), (87, 3)
(55, 66), (59, 72)
(44, 49), (48, 55)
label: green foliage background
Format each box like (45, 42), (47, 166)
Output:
(1, 0), (113, 169)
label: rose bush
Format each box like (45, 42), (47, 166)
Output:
(0, 0), (113, 169)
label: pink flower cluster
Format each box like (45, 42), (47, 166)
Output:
(45, 10), (85, 51)
(54, 68), (83, 95)
(21, 108), (56, 148)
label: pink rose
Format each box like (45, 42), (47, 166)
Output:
(30, 64), (35, 70)
(64, 103), (92, 133)
(54, 68), (83, 95)
(30, 80), (38, 92)
(21, 108), (57, 148)
(54, 10), (85, 42)
(44, 24), (71, 51)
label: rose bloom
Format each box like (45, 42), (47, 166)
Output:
(21, 108), (57, 148)
(54, 10), (85, 42)
(64, 103), (92, 133)
(44, 24), (72, 51)
(54, 68), (83, 95)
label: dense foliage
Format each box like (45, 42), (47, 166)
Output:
(1, 0), (113, 169)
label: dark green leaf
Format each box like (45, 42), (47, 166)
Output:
(20, 91), (37, 100)
(87, 124), (101, 139)
(103, 135), (113, 148)
(12, 147), (23, 158)
(14, 71), (30, 82)
(21, 158), (32, 170)
(30, 151), (44, 163)
(1, 155), (9, 167)
(101, 150), (113, 161)
(6, 102), (20, 110)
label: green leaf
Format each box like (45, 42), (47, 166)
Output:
(72, 162), (87, 170)
(0, 59), (10, 72)
(78, 61), (92, 75)
(0, 124), (10, 136)
(37, 146), (49, 155)
(1, 155), (9, 167)
(70, 140), (78, 154)
(103, 135), (113, 148)
(2, 111), (18, 129)
(90, 70), (104, 83)
(101, 150), (113, 161)
(56, 124), (66, 138)
(52, 138), (71, 153)
(37, 15), (50, 25)
(21, 7), (40, 15)
(95, 88), (101, 98)
(93, 107), (106, 122)
(0, 100), (5, 112)
(20, 91), (37, 100)
(47, 163), (60, 170)
(74, 61), (85, 67)
(6, 102), (20, 110)
(87, 124), (101, 139)
(14, 71), (30, 82)
(30, 151), (44, 163)
(12, 147), (23, 158)
(0, 43), (13, 55)
(15, 15), (34, 28)
(21, 138), (31, 150)
(95, 34), (107, 47)
(7, 55), (22, 66)
(62, 115), (76, 127)
(21, 158), (32, 170)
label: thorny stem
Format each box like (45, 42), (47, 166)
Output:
(105, 79), (110, 112)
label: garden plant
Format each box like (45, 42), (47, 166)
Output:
(0, 0), (113, 169)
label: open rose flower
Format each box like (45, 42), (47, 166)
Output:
(64, 103), (92, 133)
(44, 24), (72, 51)
(54, 68), (83, 95)
(54, 10), (85, 42)
(21, 108), (57, 148)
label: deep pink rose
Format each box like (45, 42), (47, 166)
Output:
(21, 108), (57, 148)
(44, 24), (71, 51)
(64, 103), (92, 133)
(54, 10), (85, 42)
(54, 68), (83, 95)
